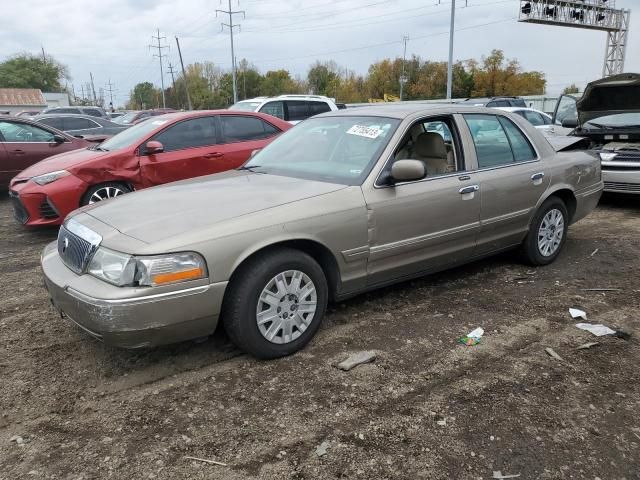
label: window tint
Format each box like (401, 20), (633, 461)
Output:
(0, 121), (56, 142)
(488, 100), (510, 107)
(65, 117), (98, 130)
(54, 108), (81, 114)
(259, 101), (285, 120)
(286, 101), (310, 121)
(221, 115), (280, 142)
(151, 117), (216, 152)
(37, 117), (65, 130)
(309, 102), (331, 115)
(523, 110), (544, 126)
(498, 116), (537, 162)
(84, 109), (103, 117)
(463, 114), (514, 168)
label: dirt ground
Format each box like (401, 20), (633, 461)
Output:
(0, 194), (639, 480)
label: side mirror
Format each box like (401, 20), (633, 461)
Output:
(146, 140), (164, 154)
(391, 159), (425, 183)
(561, 117), (578, 129)
(52, 134), (66, 144)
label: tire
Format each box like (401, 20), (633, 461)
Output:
(521, 196), (569, 266)
(81, 182), (131, 206)
(222, 248), (328, 359)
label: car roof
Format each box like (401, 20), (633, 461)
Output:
(314, 103), (509, 119)
(34, 113), (105, 119)
(495, 107), (550, 116)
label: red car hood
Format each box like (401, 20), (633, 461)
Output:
(14, 147), (111, 179)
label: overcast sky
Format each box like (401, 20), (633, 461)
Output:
(1, 0), (637, 106)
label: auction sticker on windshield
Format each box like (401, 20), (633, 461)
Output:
(346, 125), (383, 139)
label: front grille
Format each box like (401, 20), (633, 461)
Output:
(604, 181), (640, 193)
(39, 198), (60, 220)
(9, 191), (29, 224)
(57, 225), (96, 274)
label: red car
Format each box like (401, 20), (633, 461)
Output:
(9, 110), (291, 226)
(0, 116), (89, 188)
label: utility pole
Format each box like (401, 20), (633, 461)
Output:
(105, 79), (116, 111)
(216, 0), (245, 104)
(80, 84), (85, 104)
(446, 0), (456, 100)
(175, 36), (193, 111)
(149, 28), (169, 108)
(167, 63), (178, 108)
(399, 35), (409, 101)
(89, 72), (98, 105)
(41, 47), (47, 64)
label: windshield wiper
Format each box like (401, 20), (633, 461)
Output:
(91, 146), (109, 151)
(237, 165), (261, 171)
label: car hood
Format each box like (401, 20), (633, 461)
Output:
(82, 170), (348, 244)
(577, 73), (640, 125)
(15, 147), (110, 178)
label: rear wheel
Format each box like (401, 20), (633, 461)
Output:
(81, 182), (131, 206)
(521, 196), (568, 266)
(222, 248), (328, 359)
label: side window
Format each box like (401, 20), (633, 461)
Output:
(555, 95), (577, 126)
(523, 111), (544, 126)
(221, 115), (276, 142)
(261, 120), (280, 137)
(463, 114), (514, 168)
(0, 121), (56, 142)
(285, 101), (311, 121)
(542, 114), (552, 125)
(309, 102), (331, 116)
(151, 117), (216, 152)
(65, 118), (97, 130)
(498, 116), (537, 162)
(84, 109), (103, 117)
(56, 108), (81, 114)
(37, 117), (64, 131)
(259, 101), (285, 120)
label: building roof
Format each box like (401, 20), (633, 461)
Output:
(0, 88), (47, 107)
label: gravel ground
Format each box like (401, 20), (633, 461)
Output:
(1, 194), (639, 480)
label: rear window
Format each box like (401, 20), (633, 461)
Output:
(84, 108), (103, 117)
(221, 115), (280, 142)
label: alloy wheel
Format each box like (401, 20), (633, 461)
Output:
(537, 208), (565, 257)
(89, 186), (126, 204)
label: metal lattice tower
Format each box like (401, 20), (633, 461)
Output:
(518, 0), (631, 77)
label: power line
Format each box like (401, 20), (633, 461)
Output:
(216, 0), (245, 104)
(149, 28), (169, 108)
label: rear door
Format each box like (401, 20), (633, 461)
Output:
(139, 115), (220, 185)
(284, 100), (311, 124)
(216, 114), (283, 168)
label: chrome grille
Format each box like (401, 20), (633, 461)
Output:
(604, 181), (640, 193)
(57, 221), (101, 274)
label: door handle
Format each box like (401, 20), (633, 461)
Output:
(531, 172), (545, 181)
(12, 149), (26, 155)
(459, 185), (479, 194)
(204, 152), (224, 158)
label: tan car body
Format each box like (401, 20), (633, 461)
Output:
(41, 105), (603, 348)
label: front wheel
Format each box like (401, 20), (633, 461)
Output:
(222, 248), (328, 359)
(81, 182), (131, 206)
(521, 196), (569, 266)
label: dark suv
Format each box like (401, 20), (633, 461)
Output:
(41, 106), (108, 118)
(459, 97), (527, 108)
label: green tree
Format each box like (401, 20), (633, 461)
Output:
(237, 59), (263, 100)
(0, 53), (69, 92)
(126, 82), (160, 109)
(563, 83), (580, 94)
(307, 61), (340, 96)
(261, 70), (301, 96)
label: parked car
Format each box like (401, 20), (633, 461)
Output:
(495, 107), (573, 136)
(39, 105), (602, 358)
(0, 116), (89, 189)
(41, 106), (109, 118)
(552, 73), (640, 195)
(229, 94), (339, 124)
(33, 114), (129, 138)
(15, 110), (42, 117)
(9, 110), (291, 226)
(112, 109), (177, 126)
(458, 96), (527, 108)
(108, 111), (127, 120)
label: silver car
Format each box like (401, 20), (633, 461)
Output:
(41, 105), (603, 358)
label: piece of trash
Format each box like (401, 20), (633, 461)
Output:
(545, 347), (564, 362)
(581, 288), (622, 292)
(336, 351), (376, 371)
(590, 248), (599, 257)
(575, 323), (616, 337)
(569, 308), (587, 320)
(315, 440), (330, 457)
(576, 342), (600, 350)
(614, 330), (632, 340)
(493, 471), (520, 479)
(459, 327), (484, 346)
(184, 456), (227, 466)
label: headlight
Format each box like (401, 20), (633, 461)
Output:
(32, 170), (70, 185)
(87, 248), (207, 287)
(599, 152), (618, 162)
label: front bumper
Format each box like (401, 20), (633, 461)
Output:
(602, 169), (640, 194)
(41, 241), (227, 348)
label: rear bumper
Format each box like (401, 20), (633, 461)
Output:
(41, 242), (227, 348)
(602, 169), (640, 194)
(573, 181), (603, 224)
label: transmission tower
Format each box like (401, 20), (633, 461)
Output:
(519, 0), (631, 77)
(216, 0), (245, 104)
(149, 29), (169, 108)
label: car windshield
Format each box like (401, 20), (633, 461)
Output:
(584, 112), (640, 129)
(112, 112), (139, 124)
(98, 117), (169, 151)
(229, 101), (263, 112)
(244, 116), (400, 185)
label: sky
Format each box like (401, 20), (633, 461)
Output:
(0, 0), (638, 107)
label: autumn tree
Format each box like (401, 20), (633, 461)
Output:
(307, 61), (340, 96)
(470, 49), (545, 97)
